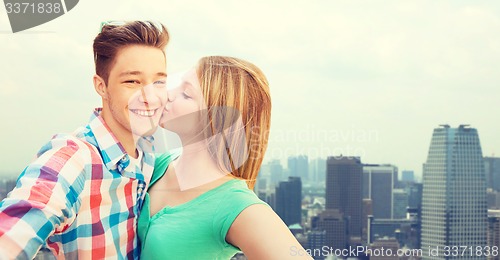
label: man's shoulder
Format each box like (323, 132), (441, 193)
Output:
(35, 132), (101, 163)
(17, 132), (103, 183)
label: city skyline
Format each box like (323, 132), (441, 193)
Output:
(0, 134), (497, 182)
(1, 1), (500, 178)
(2, 124), (499, 257)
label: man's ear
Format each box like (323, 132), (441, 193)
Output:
(93, 75), (108, 99)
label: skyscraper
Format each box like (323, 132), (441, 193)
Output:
(402, 170), (415, 183)
(407, 182), (423, 211)
(487, 189), (500, 209)
(275, 176), (302, 226)
(421, 125), (487, 259)
(268, 160), (286, 187)
(393, 189), (409, 219)
(316, 209), (348, 250)
(309, 158), (326, 185)
(484, 157), (500, 192)
(326, 156), (363, 238)
(363, 164), (398, 219)
(288, 155), (309, 181)
(307, 230), (327, 260)
(487, 210), (500, 260)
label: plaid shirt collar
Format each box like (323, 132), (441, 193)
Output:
(87, 108), (155, 175)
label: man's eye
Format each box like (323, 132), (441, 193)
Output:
(124, 80), (140, 84)
(154, 80), (166, 84)
(154, 80), (167, 87)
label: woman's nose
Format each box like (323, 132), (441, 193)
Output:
(167, 89), (176, 102)
(167, 87), (184, 102)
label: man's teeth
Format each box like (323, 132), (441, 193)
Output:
(131, 109), (156, 117)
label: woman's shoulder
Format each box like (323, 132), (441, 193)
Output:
(211, 179), (270, 247)
(217, 179), (261, 200)
(213, 179), (269, 218)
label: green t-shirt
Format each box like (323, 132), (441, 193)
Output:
(138, 153), (268, 259)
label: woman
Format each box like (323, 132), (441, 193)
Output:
(139, 56), (311, 259)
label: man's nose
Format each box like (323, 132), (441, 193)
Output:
(138, 83), (164, 105)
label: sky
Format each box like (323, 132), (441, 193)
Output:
(0, 0), (499, 179)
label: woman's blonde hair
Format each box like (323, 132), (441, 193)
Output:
(196, 56), (271, 189)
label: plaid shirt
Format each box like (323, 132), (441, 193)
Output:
(0, 108), (155, 259)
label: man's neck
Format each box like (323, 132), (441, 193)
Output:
(121, 136), (139, 159)
(100, 109), (139, 159)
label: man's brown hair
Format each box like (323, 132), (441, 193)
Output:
(93, 21), (169, 84)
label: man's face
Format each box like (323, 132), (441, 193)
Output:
(102, 45), (167, 140)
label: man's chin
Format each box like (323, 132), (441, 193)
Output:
(159, 122), (173, 131)
(132, 126), (158, 138)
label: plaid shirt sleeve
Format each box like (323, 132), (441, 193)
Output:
(0, 135), (90, 259)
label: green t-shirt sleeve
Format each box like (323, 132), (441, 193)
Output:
(215, 184), (269, 249)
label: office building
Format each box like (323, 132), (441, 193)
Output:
(307, 230), (327, 260)
(289, 155), (309, 181)
(402, 170), (415, 183)
(421, 125), (487, 259)
(326, 156), (363, 238)
(393, 189), (409, 219)
(275, 176), (302, 226)
(487, 210), (500, 260)
(363, 164), (397, 219)
(316, 209), (348, 250)
(485, 157), (500, 192)
(309, 158), (326, 185)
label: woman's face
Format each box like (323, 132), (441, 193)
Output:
(159, 68), (205, 137)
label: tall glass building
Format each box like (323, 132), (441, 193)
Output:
(421, 125), (487, 259)
(275, 176), (302, 226)
(326, 156), (363, 239)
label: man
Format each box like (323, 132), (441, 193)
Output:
(0, 21), (169, 259)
